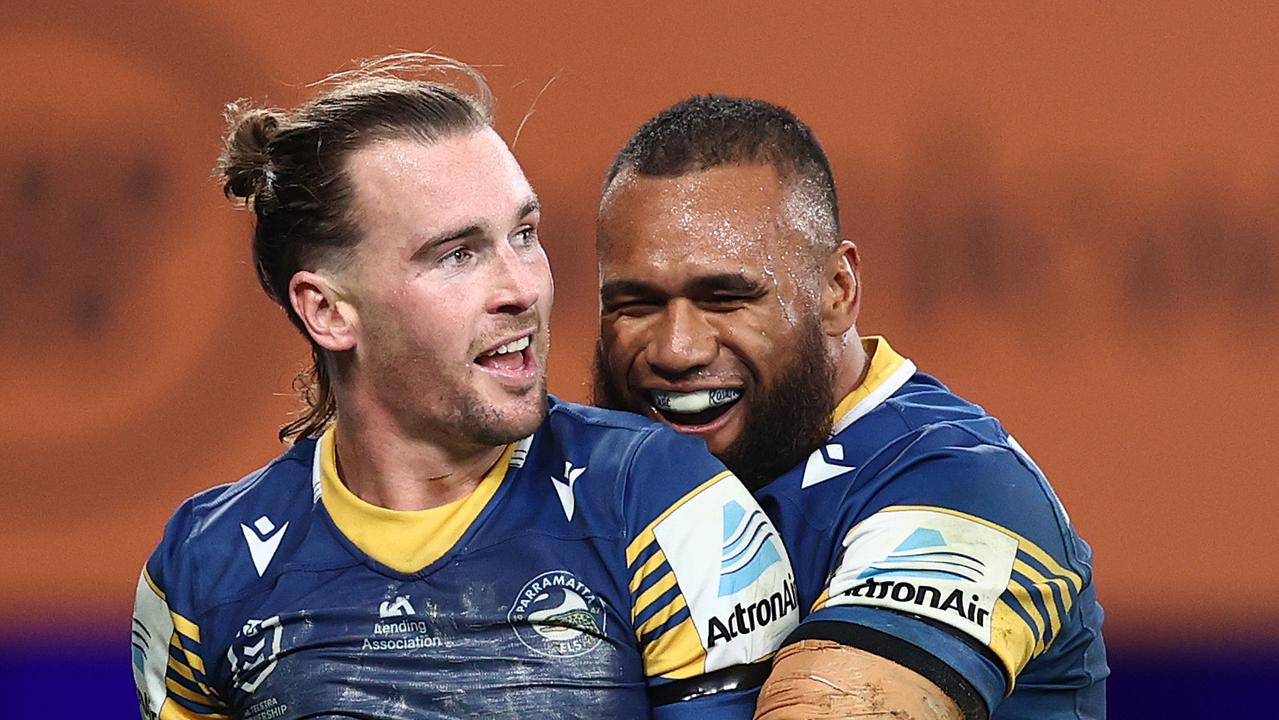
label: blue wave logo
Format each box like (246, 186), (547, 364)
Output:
(719, 500), (782, 596)
(856, 528), (986, 582)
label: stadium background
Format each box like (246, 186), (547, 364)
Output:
(2, 1), (1275, 715)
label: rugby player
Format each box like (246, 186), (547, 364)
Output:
(131, 61), (797, 719)
(594, 95), (1107, 719)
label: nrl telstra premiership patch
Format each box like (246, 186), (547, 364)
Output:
(825, 508), (1018, 645)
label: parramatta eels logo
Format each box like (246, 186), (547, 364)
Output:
(508, 570), (607, 658)
(719, 500), (782, 596)
(226, 616), (284, 693)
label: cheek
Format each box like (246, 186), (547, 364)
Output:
(600, 319), (645, 370)
(715, 312), (787, 369)
(385, 287), (472, 346)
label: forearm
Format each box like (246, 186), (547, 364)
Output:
(754, 639), (964, 720)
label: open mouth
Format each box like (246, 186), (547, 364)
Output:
(475, 334), (533, 374)
(648, 388), (743, 427)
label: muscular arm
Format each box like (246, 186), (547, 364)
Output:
(754, 640), (964, 720)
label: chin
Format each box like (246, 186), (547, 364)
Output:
(479, 384), (548, 442)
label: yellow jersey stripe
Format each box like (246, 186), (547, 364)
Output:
(168, 635), (208, 677)
(632, 571), (679, 622)
(626, 472), (731, 565)
(168, 657), (198, 684)
(636, 594), (688, 639)
(159, 699), (228, 720)
(169, 612), (201, 645)
(810, 588), (831, 613)
(1005, 577), (1048, 657)
(641, 615), (707, 679)
(143, 568), (166, 601)
(874, 505), (1083, 592)
(629, 548), (669, 594)
(167, 659), (219, 700)
(1014, 559), (1073, 640)
(164, 676), (216, 707)
(988, 599), (1036, 689)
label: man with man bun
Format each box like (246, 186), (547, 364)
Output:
(594, 95), (1107, 719)
(131, 59), (795, 719)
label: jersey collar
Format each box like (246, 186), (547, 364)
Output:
(829, 336), (917, 435)
(311, 426), (516, 573)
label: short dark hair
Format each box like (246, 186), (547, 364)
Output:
(216, 53), (493, 443)
(603, 94), (840, 249)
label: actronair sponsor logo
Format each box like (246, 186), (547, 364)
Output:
(842, 527), (992, 626)
(707, 577), (799, 647)
(648, 478), (798, 669)
(844, 577), (990, 627)
(827, 509), (1018, 645)
(718, 500), (783, 597)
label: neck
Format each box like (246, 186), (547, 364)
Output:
(331, 397), (506, 512)
(830, 331), (871, 409)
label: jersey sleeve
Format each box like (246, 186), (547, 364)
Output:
(621, 427), (799, 717)
(132, 503), (230, 720)
(800, 431), (1092, 717)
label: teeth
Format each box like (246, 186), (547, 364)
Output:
(650, 388), (742, 414)
(485, 336), (531, 357)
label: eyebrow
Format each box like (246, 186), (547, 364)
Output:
(600, 272), (766, 304)
(413, 196), (541, 254)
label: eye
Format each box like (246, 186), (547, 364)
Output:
(609, 300), (662, 318)
(512, 226), (539, 248)
(700, 295), (753, 312)
(440, 246), (473, 267)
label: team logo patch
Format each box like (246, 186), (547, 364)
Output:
(508, 570), (607, 658)
(227, 616), (284, 693)
(826, 508), (1018, 644)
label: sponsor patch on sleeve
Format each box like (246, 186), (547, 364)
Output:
(132, 570), (176, 718)
(825, 508), (1017, 645)
(652, 478), (799, 671)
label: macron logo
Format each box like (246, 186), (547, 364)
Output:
(241, 515), (288, 577)
(552, 462), (587, 521)
(801, 443), (856, 488)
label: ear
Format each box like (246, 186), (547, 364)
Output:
(288, 270), (358, 352)
(819, 240), (861, 337)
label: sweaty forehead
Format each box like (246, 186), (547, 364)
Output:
(347, 129), (530, 238)
(598, 164), (794, 273)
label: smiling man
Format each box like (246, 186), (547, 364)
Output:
(595, 96), (1107, 719)
(130, 62), (795, 720)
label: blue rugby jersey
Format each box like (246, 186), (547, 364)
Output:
(756, 338), (1107, 719)
(132, 398), (797, 720)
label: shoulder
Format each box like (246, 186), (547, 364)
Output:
(760, 373), (996, 516)
(766, 373), (1083, 572)
(145, 440), (320, 613)
(542, 397), (726, 483)
(860, 383), (1080, 568)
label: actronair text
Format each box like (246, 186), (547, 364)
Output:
(707, 579), (798, 647)
(843, 577), (990, 627)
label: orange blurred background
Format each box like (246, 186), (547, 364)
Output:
(2, 0), (1277, 714)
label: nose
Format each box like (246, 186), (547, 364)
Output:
(645, 299), (717, 377)
(486, 243), (544, 315)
